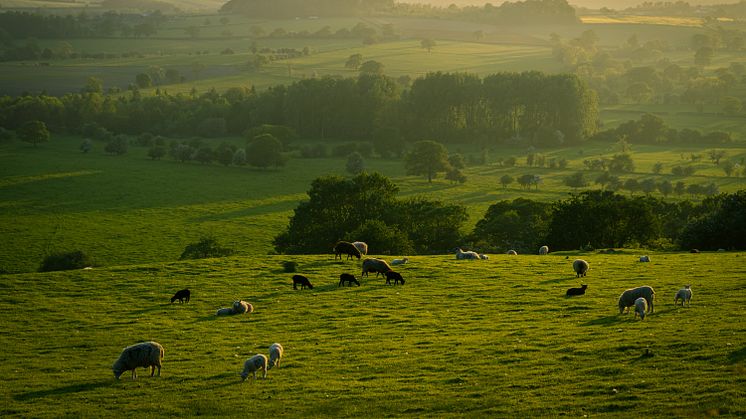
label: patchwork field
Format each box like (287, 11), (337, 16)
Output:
(0, 252), (744, 416)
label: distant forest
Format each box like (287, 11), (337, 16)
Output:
(221, 0), (394, 18)
(0, 71), (598, 146)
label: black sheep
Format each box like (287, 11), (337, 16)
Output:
(565, 284), (587, 297)
(292, 274), (314, 290)
(170, 288), (191, 303)
(384, 271), (405, 285)
(338, 273), (360, 287)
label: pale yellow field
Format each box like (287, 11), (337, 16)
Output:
(580, 15), (703, 27)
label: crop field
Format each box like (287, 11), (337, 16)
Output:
(1, 135), (745, 274)
(0, 251), (744, 416)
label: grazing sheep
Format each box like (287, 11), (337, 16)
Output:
(339, 273), (360, 286)
(507, 250), (518, 255)
(674, 285), (692, 307)
(112, 341), (164, 380)
(362, 258), (393, 277)
(268, 343), (284, 370)
(391, 258), (409, 266)
(216, 307), (235, 316)
(241, 354), (268, 380)
(455, 248), (480, 260)
(292, 274), (313, 290)
(634, 297), (648, 320)
(352, 241), (368, 256)
(690, 249), (700, 253)
(539, 245), (549, 255)
(573, 259), (589, 277)
(233, 300), (254, 314)
(384, 271), (405, 285)
(170, 288), (190, 303)
(639, 255), (651, 262)
(333, 241), (362, 260)
(479, 254), (490, 260)
(618, 286), (655, 314)
(566, 284), (587, 297)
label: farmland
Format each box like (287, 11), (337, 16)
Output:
(0, 252), (744, 416)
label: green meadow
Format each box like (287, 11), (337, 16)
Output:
(1, 135), (745, 274)
(0, 252), (744, 416)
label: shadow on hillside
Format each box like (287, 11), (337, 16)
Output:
(15, 380), (112, 401)
(189, 200), (298, 223)
(728, 346), (746, 364)
(581, 315), (625, 327)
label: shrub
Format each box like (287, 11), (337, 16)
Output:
(180, 236), (234, 260)
(282, 261), (297, 273)
(39, 250), (92, 272)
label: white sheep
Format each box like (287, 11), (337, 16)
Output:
(268, 343), (284, 370)
(241, 354), (268, 380)
(507, 250), (518, 255)
(232, 300), (254, 314)
(391, 258), (409, 266)
(639, 255), (650, 262)
(352, 241), (368, 256)
(216, 307), (235, 316)
(573, 259), (589, 277)
(634, 297), (648, 320)
(479, 254), (489, 260)
(674, 285), (692, 307)
(539, 245), (549, 255)
(455, 248), (480, 260)
(112, 341), (164, 380)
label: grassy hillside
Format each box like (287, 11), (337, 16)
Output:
(0, 252), (744, 416)
(1, 135), (745, 273)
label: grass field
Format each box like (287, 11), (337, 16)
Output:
(0, 251), (744, 416)
(1, 135), (745, 274)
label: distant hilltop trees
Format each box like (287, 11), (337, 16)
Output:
(220, 0), (395, 18)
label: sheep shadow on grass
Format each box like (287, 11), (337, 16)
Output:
(540, 276), (580, 285)
(14, 380), (113, 401)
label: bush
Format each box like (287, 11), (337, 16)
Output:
(180, 236), (234, 260)
(282, 261), (297, 273)
(39, 250), (92, 272)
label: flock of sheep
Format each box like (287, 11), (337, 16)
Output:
(113, 241), (696, 380)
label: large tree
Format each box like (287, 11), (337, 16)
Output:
(246, 133), (286, 168)
(17, 120), (49, 147)
(404, 140), (451, 182)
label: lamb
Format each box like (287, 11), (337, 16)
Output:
(538, 245), (549, 255)
(112, 341), (164, 380)
(268, 343), (284, 370)
(507, 250), (518, 255)
(391, 258), (409, 266)
(573, 259), (589, 277)
(639, 255), (650, 262)
(352, 241), (368, 256)
(455, 248), (480, 260)
(339, 273), (360, 286)
(232, 300), (254, 314)
(618, 286), (655, 314)
(292, 274), (313, 290)
(216, 307), (235, 316)
(479, 254), (489, 260)
(634, 297), (648, 320)
(240, 354), (268, 380)
(384, 271), (405, 285)
(362, 258), (393, 277)
(170, 288), (190, 303)
(674, 285), (692, 307)
(565, 284), (587, 296)
(333, 241), (362, 260)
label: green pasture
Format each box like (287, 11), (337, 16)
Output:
(0, 252), (744, 416)
(1, 135), (745, 274)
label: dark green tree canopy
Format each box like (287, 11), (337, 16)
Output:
(17, 120), (50, 147)
(246, 133), (286, 168)
(405, 140), (452, 182)
(274, 172), (466, 254)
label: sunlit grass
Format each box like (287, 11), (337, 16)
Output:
(0, 252), (744, 416)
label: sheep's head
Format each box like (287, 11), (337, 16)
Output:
(112, 362), (124, 379)
(684, 284), (691, 289)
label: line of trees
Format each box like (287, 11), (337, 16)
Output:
(0, 10), (166, 40)
(0, 71), (599, 147)
(277, 173), (746, 254)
